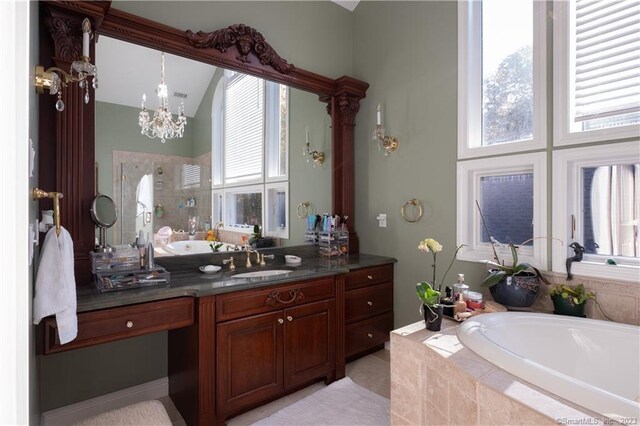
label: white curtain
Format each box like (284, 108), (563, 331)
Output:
(591, 165), (638, 257)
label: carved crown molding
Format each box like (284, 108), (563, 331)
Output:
(45, 12), (84, 63)
(336, 94), (361, 126)
(185, 24), (295, 74)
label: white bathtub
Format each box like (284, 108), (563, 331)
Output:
(458, 312), (640, 423)
(162, 240), (233, 255)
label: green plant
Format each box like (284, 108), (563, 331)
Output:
(550, 283), (594, 305)
(416, 282), (440, 307)
(249, 224), (261, 245)
(417, 238), (465, 291)
(209, 242), (223, 252)
(480, 242), (550, 287)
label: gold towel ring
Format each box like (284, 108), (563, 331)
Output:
(401, 199), (423, 223)
(296, 202), (310, 219)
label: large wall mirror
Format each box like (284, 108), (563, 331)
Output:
(95, 36), (331, 255)
(38, 3), (367, 281)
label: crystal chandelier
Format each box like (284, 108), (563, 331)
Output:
(138, 52), (186, 143)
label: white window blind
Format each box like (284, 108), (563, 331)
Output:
(224, 73), (264, 184)
(574, 0), (640, 122)
(181, 164), (201, 188)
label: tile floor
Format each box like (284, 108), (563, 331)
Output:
(159, 349), (391, 426)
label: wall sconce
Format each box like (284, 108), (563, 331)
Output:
(35, 18), (98, 112)
(371, 104), (399, 156)
(303, 126), (325, 166)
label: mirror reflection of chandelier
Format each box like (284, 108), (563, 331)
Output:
(138, 52), (187, 143)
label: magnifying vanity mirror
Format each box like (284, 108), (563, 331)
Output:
(90, 194), (118, 252)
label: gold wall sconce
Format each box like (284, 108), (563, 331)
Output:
(35, 18), (98, 112)
(303, 126), (325, 166)
(372, 104), (399, 156)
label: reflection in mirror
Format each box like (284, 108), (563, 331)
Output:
(95, 36), (331, 255)
(582, 163), (639, 261)
(90, 194), (118, 251)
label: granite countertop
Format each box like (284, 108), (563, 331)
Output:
(76, 245), (397, 313)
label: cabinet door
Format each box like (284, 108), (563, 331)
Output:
(217, 311), (284, 417)
(284, 299), (335, 389)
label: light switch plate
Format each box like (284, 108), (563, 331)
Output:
(376, 213), (387, 228)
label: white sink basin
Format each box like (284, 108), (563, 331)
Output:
(232, 270), (292, 279)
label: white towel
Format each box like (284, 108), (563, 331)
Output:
(33, 227), (77, 345)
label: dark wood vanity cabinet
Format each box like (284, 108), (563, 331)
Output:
(216, 300), (335, 418)
(344, 265), (394, 360)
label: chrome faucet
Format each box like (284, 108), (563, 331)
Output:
(244, 245), (258, 268)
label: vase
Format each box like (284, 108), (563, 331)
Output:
(423, 304), (443, 331)
(551, 295), (587, 317)
(488, 271), (539, 308)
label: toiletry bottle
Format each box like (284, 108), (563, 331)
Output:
(452, 274), (469, 300)
(146, 242), (154, 270)
(137, 231), (146, 269)
(454, 293), (467, 315)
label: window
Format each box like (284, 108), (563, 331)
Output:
(181, 164), (201, 189)
(552, 141), (639, 281)
(212, 70), (289, 237)
(458, 0), (546, 159)
(457, 152), (547, 268)
(554, 0), (640, 146)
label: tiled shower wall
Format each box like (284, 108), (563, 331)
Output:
(112, 150), (211, 245)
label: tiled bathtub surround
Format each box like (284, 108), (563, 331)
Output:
(390, 320), (613, 426)
(112, 151), (211, 245)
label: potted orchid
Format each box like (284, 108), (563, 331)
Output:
(416, 238), (465, 331)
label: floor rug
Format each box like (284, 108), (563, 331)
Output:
(252, 377), (390, 426)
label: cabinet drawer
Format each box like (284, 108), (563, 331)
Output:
(345, 312), (393, 359)
(345, 282), (393, 324)
(216, 277), (335, 322)
(44, 297), (194, 354)
(346, 264), (393, 290)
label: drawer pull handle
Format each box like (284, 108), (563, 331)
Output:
(367, 301), (373, 306)
(278, 318), (284, 324)
(367, 333), (373, 338)
(126, 321), (134, 329)
(287, 316), (293, 322)
(266, 289), (305, 306)
(367, 275), (373, 280)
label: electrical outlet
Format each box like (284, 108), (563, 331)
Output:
(376, 213), (387, 228)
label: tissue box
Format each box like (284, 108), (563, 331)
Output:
(94, 267), (170, 292)
(90, 246), (140, 273)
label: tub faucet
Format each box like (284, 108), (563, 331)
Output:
(566, 242), (585, 281)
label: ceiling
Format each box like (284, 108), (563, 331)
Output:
(331, 0), (360, 12)
(95, 36), (217, 117)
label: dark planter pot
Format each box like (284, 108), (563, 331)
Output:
(488, 271), (539, 308)
(255, 238), (274, 248)
(551, 295), (587, 317)
(424, 304), (443, 331)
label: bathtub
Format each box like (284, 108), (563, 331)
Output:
(458, 312), (640, 423)
(162, 240), (233, 255)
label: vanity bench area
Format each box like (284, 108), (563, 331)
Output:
(40, 248), (395, 425)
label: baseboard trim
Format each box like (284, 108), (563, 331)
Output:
(41, 377), (168, 426)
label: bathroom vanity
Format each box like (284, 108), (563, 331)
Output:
(40, 249), (395, 424)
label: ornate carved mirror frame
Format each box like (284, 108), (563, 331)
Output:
(38, 1), (368, 283)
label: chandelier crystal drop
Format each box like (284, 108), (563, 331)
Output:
(138, 52), (187, 143)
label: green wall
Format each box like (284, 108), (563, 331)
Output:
(352, 2), (485, 328)
(191, 68), (223, 157)
(95, 101), (196, 198)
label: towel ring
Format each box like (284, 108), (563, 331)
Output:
(401, 198), (423, 223)
(296, 202), (310, 219)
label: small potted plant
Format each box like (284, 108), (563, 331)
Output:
(480, 242), (550, 308)
(416, 282), (442, 331)
(549, 284), (594, 317)
(416, 238), (465, 331)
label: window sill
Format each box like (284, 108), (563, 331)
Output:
(552, 261), (640, 284)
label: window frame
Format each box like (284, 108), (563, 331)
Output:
(552, 141), (640, 281)
(265, 182), (290, 239)
(457, 152), (547, 268)
(553, 1), (640, 147)
(457, 0), (547, 159)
